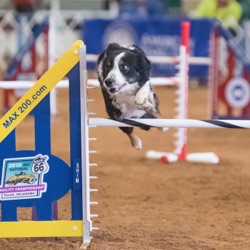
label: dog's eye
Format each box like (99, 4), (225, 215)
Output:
(120, 64), (128, 71)
(106, 64), (111, 72)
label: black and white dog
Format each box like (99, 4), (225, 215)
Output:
(97, 43), (161, 150)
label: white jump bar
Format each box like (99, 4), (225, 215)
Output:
(88, 118), (250, 129)
(0, 77), (179, 90)
(87, 54), (211, 65)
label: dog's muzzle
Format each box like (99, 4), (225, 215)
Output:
(104, 78), (123, 94)
(104, 78), (114, 87)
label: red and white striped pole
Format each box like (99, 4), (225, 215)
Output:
(178, 21), (190, 160)
(161, 22), (190, 163)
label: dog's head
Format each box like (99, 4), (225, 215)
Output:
(97, 43), (151, 95)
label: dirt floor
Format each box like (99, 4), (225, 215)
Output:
(0, 85), (250, 250)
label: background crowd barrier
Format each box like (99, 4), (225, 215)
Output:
(209, 20), (250, 119)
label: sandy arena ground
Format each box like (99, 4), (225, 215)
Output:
(0, 85), (250, 250)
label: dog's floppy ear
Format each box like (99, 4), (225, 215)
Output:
(129, 45), (151, 81)
(128, 45), (143, 52)
(97, 43), (121, 65)
(97, 49), (107, 65)
(129, 45), (151, 68)
(97, 47), (109, 83)
(107, 43), (121, 51)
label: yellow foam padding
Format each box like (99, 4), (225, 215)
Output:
(0, 220), (83, 237)
(0, 40), (84, 142)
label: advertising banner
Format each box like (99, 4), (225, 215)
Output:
(83, 18), (212, 78)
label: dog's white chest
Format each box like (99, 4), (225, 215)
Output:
(112, 94), (146, 119)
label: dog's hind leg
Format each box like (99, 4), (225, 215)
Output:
(119, 127), (142, 150)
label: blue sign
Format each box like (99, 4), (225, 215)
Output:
(83, 18), (212, 79)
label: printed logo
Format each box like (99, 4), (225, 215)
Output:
(0, 154), (49, 200)
(225, 77), (250, 108)
(103, 20), (138, 48)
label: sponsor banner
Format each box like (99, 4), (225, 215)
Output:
(83, 18), (212, 78)
(211, 24), (250, 119)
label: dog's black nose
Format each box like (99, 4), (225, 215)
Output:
(104, 78), (114, 87)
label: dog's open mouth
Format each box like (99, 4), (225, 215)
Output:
(108, 84), (126, 94)
(109, 88), (116, 93)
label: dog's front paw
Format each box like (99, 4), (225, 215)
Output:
(136, 101), (155, 113)
(144, 101), (155, 111)
(135, 92), (148, 105)
(112, 97), (120, 108)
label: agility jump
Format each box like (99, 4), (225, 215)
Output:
(0, 22), (217, 164)
(1, 38), (250, 248)
(0, 40), (96, 248)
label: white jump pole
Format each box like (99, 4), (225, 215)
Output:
(86, 53), (211, 65)
(88, 118), (250, 129)
(0, 77), (176, 89)
(88, 116), (249, 165)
